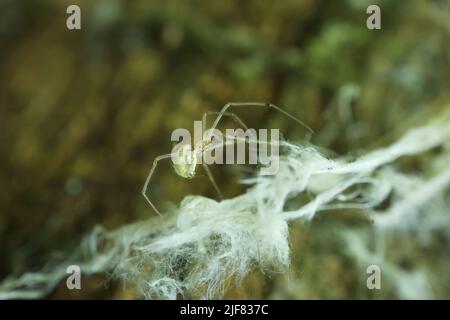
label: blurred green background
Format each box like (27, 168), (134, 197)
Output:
(0, 0), (449, 299)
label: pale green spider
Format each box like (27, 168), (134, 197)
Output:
(142, 102), (312, 216)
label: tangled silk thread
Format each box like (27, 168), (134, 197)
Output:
(1, 121), (449, 299)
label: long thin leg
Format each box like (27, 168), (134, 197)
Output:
(209, 102), (313, 136)
(202, 133), (279, 163)
(202, 111), (249, 133)
(202, 163), (223, 199)
(201, 131), (280, 160)
(142, 153), (173, 216)
(201, 111), (249, 199)
(201, 138), (245, 201)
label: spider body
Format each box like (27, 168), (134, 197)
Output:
(173, 143), (198, 179)
(173, 138), (216, 178)
(142, 102), (312, 216)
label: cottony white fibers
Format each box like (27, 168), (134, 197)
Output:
(1, 122), (449, 299)
(342, 230), (433, 299)
(373, 166), (450, 231)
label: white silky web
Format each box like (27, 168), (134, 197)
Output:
(1, 121), (449, 299)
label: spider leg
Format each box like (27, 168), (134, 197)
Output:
(142, 153), (173, 216)
(200, 112), (249, 200)
(202, 111), (249, 133)
(200, 136), (244, 201)
(210, 102), (313, 134)
(202, 163), (223, 199)
(222, 133), (273, 145)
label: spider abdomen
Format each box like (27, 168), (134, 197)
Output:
(173, 144), (198, 178)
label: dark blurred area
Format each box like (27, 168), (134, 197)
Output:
(0, 0), (449, 298)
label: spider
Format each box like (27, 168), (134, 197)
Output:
(142, 102), (312, 216)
